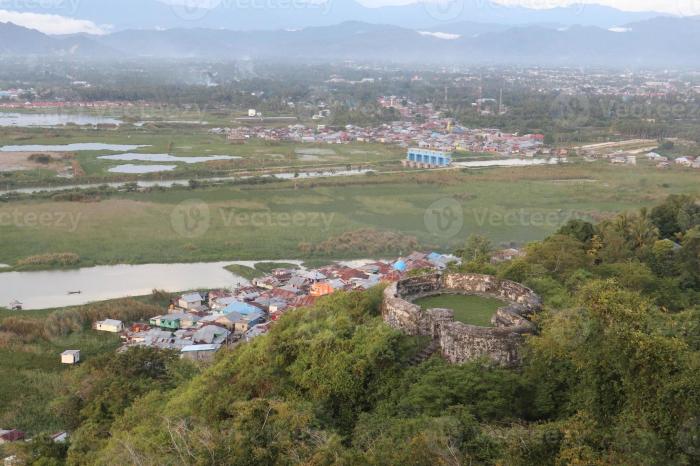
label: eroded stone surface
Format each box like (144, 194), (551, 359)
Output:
(382, 273), (541, 366)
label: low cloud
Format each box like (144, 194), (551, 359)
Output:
(0, 9), (108, 35)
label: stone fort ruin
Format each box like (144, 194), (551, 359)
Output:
(382, 273), (541, 366)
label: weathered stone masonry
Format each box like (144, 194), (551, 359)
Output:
(382, 273), (541, 366)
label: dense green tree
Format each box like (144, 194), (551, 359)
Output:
(460, 234), (493, 264)
(524, 234), (589, 279)
(557, 219), (596, 244)
(650, 195), (700, 239)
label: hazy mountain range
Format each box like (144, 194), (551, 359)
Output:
(2, 7), (700, 65)
(3, 0), (666, 32)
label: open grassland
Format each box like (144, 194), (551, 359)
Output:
(413, 294), (504, 327)
(0, 161), (698, 268)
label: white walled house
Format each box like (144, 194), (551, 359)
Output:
(61, 350), (80, 365)
(94, 319), (124, 333)
(178, 293), (202, 310)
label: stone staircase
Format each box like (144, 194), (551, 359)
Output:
(409, 339), (440, 366)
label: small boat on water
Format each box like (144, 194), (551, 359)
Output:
(67, 291), (82, 295)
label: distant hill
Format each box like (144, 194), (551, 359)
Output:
(0, 22), (119, 57)
(3, 17), (700, 66)
(6, 0), (665, 31)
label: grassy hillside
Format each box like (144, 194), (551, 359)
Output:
(4, 195), (700, 464)
(0, 294), (168, 435)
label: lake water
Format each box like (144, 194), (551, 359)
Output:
(0, 113), (123, 127)
(454, 157), (566, 168)
(108, 164), (178, 173)
(0, 260), (302, 310)
(0, 169), (374, 195)
(99, 153), (240, 163)
(0, 143), (150, 152)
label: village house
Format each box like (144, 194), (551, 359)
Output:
(220, 300), (261, 316)
(0, 429), (25, 444)
(113, 251), (461, 355)
(491, 248), (526, 264)
(178, 293), (203, 311)
(675, 156), (695, 167)
(193, 325), (231, 345)
(310, 282), (335, 297)
(50, 432), (69, 443)
(149, 313), (190, 330)
(181, 344), (221, 362)
(244, 322), (273, 341)
(60, 350), (80, 365)
(215, 310), (265, 333)
(94, 319), (124, 333)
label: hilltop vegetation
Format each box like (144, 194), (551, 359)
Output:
(3, 195), (699, 465)
(0, 295), (169, 436)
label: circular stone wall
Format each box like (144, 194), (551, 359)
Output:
(382, 273), (541, 366)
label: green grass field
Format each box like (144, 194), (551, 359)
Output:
(0, 160), (698, 268)
(413, 294), (505, 327)
(0, 124), (404, 184)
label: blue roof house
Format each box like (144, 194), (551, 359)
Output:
(222, 300), (261, 316)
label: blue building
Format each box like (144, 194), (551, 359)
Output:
(405, 148), (452, 167)
(222, 300), (261, 316)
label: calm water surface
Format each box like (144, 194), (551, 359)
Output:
(0, 113), (123, 127)
(0, 260), (302, 310)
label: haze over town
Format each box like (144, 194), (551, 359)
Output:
(0, 1), (699, 465)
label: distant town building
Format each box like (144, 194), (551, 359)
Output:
(403, 148), (453, 168)
(227, 128), (246, 144)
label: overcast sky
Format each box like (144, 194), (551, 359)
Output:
(485, 0), (698, 14)
(358, 0), (699, 14)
